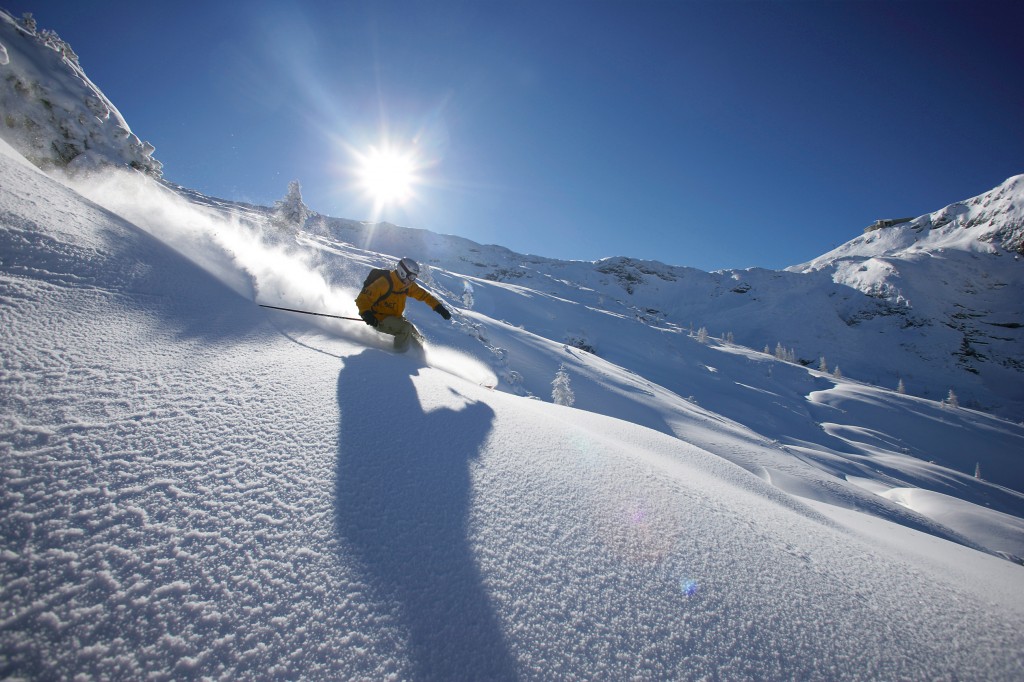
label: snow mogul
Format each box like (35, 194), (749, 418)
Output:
(356, 257), (452, 352)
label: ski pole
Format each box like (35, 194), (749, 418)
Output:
(258, 303), (363, 321)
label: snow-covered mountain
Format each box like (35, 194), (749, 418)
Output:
(2, 9), (1021, 419)
(3, 10), (1023, 680)
(308, 190), (1024, 420)
(0, 11), (161, 175)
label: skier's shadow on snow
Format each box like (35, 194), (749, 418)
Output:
(335, 349), (518, 681)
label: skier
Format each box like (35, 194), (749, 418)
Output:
(356, 257), (452, 352)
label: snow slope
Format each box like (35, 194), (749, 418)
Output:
(293, 180), (1024, 420)
(3, 10), (1024, 679)
(4, 134), (1024, 679)
(294, 173), (1024, 419)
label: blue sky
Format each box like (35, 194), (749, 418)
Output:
(15, 0), (1023, 271)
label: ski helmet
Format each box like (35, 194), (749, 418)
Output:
(396, 257), (420, 282)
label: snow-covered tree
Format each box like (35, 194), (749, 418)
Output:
(462, 281), (475, 309)
(897, 378), (906, 394)
(832, 366), (842, 379)
(763, 344), (771, 355)
(696, 327), (709, 344)
(551, 365), (575, 407)
(974, 462), (982, 479)
(39, 28), (78, 63)
(818, 356), (828, 373)
(774, 343), (796, 363)
(945, 388), (959, 408)
(272, 180), (310, 231)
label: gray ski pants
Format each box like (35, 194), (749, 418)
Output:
(376, 316), (423, 352)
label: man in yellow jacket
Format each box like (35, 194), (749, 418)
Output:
(356, 257), (452, 352)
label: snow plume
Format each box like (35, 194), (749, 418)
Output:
(60, 168), (357, 323)
(424, 344), (498, 388)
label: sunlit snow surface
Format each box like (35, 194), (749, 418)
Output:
(3, 135), (1024, 680)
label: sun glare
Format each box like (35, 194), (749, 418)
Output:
(357, 147), (418, 205)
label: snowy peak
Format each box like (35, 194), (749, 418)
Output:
(0, 10), (161, 175)
(792, 174), (1024, 272)
(946, 173), (1024, 255)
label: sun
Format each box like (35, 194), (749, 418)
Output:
(356, 146), (418, 205)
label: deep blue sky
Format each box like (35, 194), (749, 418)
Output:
(13, 1), (1024, 270)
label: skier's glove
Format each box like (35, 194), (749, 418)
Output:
(434, 304), (452, 321)
(360, 311), (379, 327)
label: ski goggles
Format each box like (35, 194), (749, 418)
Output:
(398, 263), (417, 281)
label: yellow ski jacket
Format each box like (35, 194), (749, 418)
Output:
(355, 270), (440, 320)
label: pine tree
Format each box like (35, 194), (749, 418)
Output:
(774, 343), (797, 363)
(551, 365), (575, 407)
(945, 388), (959, 408)
(974, 462), (982, 479)
(696, 327), (709, 344)
(897, 378), (906, 394)
(832, 366), (842, 379)
(818, 356), (827, 373)
(272, 180), (310, 231)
